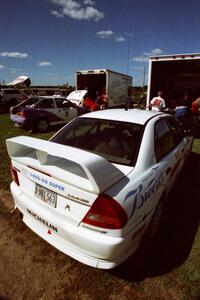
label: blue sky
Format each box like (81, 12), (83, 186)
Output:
(0, 0), (200, 86)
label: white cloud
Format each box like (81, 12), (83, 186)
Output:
(51, 10), (64, 17)
(83, 0), (95, 5)
(97, 30), (125, 42)
(143, 48), (163, 56)
(131, 48), (163, 63)
(0, 65), (4, 69)
(115, 36), (125, 42)
(37, 61), (52, 66)
(50, 0), (104, 21)
(151, 48), (163, 55)
(0, 52), (28, 58)
(132, 55), (149, 63)
(96, 30), (114, 39)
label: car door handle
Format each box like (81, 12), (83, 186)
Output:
(166, 167), (172, 175)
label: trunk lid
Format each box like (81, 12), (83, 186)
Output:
(67, 90), (87, 106)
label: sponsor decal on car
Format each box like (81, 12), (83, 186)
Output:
(124, 167), (164, 218)
(22, 168), (65, 192)
(27, 208), (58, 232)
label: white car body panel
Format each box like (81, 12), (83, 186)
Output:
(6, 109), (193, 269)
(83, 108), (162, 124)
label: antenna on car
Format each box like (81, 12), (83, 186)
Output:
(125, 25), (132, 112)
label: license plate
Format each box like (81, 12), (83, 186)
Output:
(35, 184), (57, 208)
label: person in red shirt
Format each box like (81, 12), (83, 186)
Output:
(83, 96), (99, 111)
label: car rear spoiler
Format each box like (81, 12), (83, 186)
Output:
(6, 136), (125, 194)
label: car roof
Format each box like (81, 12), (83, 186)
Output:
(37, 95), (65, 99)
(80, 108), (163, 125)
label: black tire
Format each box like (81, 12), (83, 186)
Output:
(137, 196), (166, 266)
(148, 198), (165, 239)
(36, 119), (49, 132)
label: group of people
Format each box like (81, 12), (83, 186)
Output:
(150, 90), (200, 131)
(83, 88), (107, 111)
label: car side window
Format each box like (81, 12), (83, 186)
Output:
(166, 117), (183, 146)
(55, 98), (71, 108)
(37, 99), (55, 109)
(154, 119), (174, 161)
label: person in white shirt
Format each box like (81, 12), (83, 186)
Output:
(150, 91), (166, 111)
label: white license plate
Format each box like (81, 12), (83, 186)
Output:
(35, 184), (57, 208)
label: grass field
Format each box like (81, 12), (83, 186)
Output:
(0, 113), (200, 300)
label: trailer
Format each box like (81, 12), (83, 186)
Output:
(67, 69), (132, 109)
(146, 53), (200, 109)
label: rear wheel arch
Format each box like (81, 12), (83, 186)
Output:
(138, 191), (168, 250)
(148, 191), (167, 238)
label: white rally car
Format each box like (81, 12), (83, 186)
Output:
(6, 109), (193, 269)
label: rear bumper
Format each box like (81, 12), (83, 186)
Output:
(10, 114), (26, 125)
(10, 114), (33, 129)
(10, 182), (139, 269)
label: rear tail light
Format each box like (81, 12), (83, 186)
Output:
(10, 165), (20, 186)
(19, 111), (26, 117)
(81, 194), (128, 229)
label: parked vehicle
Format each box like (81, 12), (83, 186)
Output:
(0, 75), (72, 113)
(146, 53), (200, 108)
(146, 53), (200, 135)
(6, 108), (193, 269)
(10, 95), (85, 132)
(70, 69), (132, 109)
(0, 88), (26, 110)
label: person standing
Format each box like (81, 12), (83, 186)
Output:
(150, 91), (166, 111)
(175, 91), (192, 132)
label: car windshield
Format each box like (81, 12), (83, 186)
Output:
(51, 117), (143, 166)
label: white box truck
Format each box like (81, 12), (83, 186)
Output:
(146, 53), (200, 109)
(67, 69), (132, 109)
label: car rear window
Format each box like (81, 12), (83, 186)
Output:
(34, 98), (55, 109)
(51, 117), (143, 166)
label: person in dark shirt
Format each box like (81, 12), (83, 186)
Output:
(175, 91), (192, 131)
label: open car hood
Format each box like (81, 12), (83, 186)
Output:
(67, 90), (87, 105)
